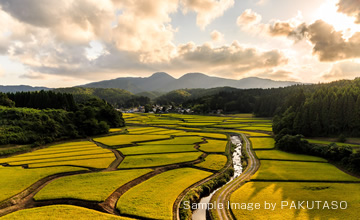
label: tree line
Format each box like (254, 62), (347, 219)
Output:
(0, 91), (125, 146)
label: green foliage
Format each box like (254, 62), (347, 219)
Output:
(0, 92), (15, 107)
(54, 87), (150, 108)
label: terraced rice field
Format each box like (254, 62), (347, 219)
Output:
(1, 205), (133, 220)
(251, 160), (359, 182)
(116, 168), (212, 219)
(34, 169), (151, 202)
(118, 152), (203, 168)
(250, 137), (275, 150)
(0, 141), (115, 169)
(94, 134), (171, 146)
(230, 182), (360, 220)
(119, 144), (198, 155)
(139, 136), (204, 145)
(198, 139), (228, 153)
(0, 166), (87, 202)
(195, 154), (228, 171)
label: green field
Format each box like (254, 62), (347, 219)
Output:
(250, 138), (275, 150)
(116, 168), (212, 219)
(118, 152), (203, 168)
(239, 126), (273, 132)
(0, 205), (132, 220)
(119, 144), (197, 155)
(34, 169), (151, 202)
(0, 141), (115, 169)
(255, 150), (327, 162)
(190, 133), (227, 140)
(252, 160), (359, 181)
(199, 139), (228, 153)
(140, 136), (204, 145)
(94, 134), (171, 146)
(242, 131), (271, 137)
(230, 182), (360, 220)
(195, 155), (228, 171)
(305, 138), (360, 147)
(0, 166), (87, 202)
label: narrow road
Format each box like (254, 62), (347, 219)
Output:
(212, 133), (260, 220)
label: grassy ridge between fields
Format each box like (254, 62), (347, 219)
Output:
(116, 168), (212, 219)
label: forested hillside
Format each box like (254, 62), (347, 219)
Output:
(0, 91), (125, 146)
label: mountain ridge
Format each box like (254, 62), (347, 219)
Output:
(82, 72), (301, 93)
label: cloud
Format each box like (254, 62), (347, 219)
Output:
(307, 20), (360, 61)
(254, 69), (299, 81)
(337, 0), (360, 23)
(181, 0), (234, 29)
(210, 30), (224, 42)
(169, 41), (288, 77)
(19, 72), (46, 79)
(237, 9), (262, 26)
(323, 60), (360, 80)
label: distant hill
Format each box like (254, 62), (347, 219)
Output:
(81, 72), (301, 93)
(0, 85), (49, 93)
(53, 87), (150, 108)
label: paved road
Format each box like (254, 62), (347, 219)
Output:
(213, 133), (260, 220)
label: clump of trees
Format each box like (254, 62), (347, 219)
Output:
(0, 92), (124, 146)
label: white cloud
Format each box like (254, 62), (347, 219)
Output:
(210, 30), (224, 42)
(323, 60), (360, 80)
(181, 0), (234, 29)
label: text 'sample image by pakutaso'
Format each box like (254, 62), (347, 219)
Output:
(0, 0), (359, 219)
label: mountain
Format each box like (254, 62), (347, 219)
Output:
(82, 72), (176, 93)
(0, 85), (49, 93)
(82, 72), (301, 93)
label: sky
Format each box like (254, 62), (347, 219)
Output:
(1, 0), (360, 87)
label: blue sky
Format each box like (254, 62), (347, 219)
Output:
(0, 0), (360, 87)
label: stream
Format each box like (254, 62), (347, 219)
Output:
(192, 135), (243, 220)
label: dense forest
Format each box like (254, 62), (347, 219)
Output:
(54, 87), (151, 108)
(0, 91), (124, 146)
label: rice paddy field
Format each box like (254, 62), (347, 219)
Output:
(118, 152), (203, 168)
(250, 137), (276, 150)
(251, 160), (359, 182)
(195, 154), (228, 171)
(0, 205), (133, 220)
(116, 168), (212, 219)
(34, 169), (152, 202)
(0, 141), (115, 169)
(2, 113), (358, 220)
(230, 182), (360, 220)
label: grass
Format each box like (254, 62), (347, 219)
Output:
(199, 139), (228, 153)
(0, 166), (87, 202)
(179, 122), (218, 126)
(0, 205), (132, 220)
(0, 141), (115, 169)
(109, 128), (123, 133)
(242, 131), (271, 137)
(195, 155), (227, 171)
(116, 168), (212, 219)
(94, 134), (171, 146)
(230, 182), (360, 220)
(140, 136), (204, 145)
(118, 144), (197, 155)
(118, 152), (203, 168)
(305, 138), (360, 147)
(239, 126), (273, 132)
(251, 160), (359, 181)
(255, 150), (327, 162)
(250, 138), (275, 150)
(34, 169), (151, 202)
